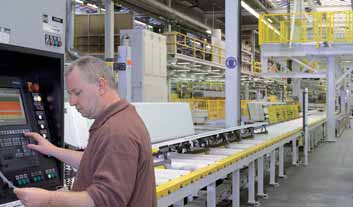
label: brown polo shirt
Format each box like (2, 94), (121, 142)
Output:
(72, 100), (157, 207)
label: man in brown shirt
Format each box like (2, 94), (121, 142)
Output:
(14, 56), (157, 207)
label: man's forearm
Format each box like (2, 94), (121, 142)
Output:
(50, 191), (95, 207)
(51, 147), (83, 169)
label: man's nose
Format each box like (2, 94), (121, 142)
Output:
(69, 96), (76, 106)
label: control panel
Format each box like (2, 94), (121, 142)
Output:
(0, 77), (62, 204)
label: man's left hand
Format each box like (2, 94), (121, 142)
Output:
(14, 187), (55, 207)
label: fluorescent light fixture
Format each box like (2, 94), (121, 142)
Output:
(134, 20), (147, 26)
(87, 3), (98, 9)
(176, 69), (190, 72)
(267, 18), (273, 23)
(101, 8), (106, 11)
(75, 0), (83, 4)
(206, 30), (212, 34)
(241, 1), (259, 19)
(194, 72), (208, 75)
(177, 62), (190, 65)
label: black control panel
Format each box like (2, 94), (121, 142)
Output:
(0, 43), (64, 205)
(0, 78), (61, 198)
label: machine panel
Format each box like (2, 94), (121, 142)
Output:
(0, 44), (64, 205)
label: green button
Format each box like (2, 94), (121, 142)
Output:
(48, 174), (52, 179)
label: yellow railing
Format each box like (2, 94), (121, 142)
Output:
(259, 11), (353, 46)
(165, 32), (225, 65)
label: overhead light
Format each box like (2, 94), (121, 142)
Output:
(206, 30), (212, 34)
(135, 20), (147, 26)
(241, 1), (259, 19)
(75, 0), (84, 4)
(267, 18), (273, 23)
(176, 69), (190, 72)
(87, 3), (98, 9)
(192, 64), (201, 68)
(101, 8), (106, 11)
(177, 62), (190, 65)
(194, 72), (208, 75)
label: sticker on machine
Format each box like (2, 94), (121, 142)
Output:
(42, 14), (64, 35)
(0, 27), (10, 44)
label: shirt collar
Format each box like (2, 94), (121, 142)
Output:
(89, 99), (129, 132)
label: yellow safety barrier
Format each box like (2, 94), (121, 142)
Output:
(259, 11), (353, 46)
(165, 32), (225, 64)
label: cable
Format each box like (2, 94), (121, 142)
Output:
(0, 170), (15, 189)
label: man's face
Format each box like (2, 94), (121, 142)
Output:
(66, 67), (100, 119)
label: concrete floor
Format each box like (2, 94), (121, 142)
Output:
(243, 122), (353, 207)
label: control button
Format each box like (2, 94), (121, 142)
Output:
(42, 133), (47, 138)
(38, 115), (43, 120)
(39, 124), (45, 129)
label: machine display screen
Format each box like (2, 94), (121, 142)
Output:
(0, 88), (27, 126)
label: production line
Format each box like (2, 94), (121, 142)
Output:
(153, 112), (327, 207)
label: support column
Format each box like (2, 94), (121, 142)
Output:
(327, 56), (336, 142)
(248, 161), (259, 205)
(104, 0), (114, 72)
(207, 182), (216, 207)
(292, 138), (298, 165)
(225, 0), (241, 127)
(303, 88), (309, 165)
(348, 72), (352, 128)
(257, 156), (268, 198)
(270, 150), (279, 187)
(245, 83), (250, 100)
(65, 0), (75, 52)
(232, 170), (240, 207)
(168, 0), (172, 32)
(279, 146), (286, 178)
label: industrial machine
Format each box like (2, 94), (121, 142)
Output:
(0, 0), (65, 206)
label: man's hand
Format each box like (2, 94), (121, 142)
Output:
(24, 132), (57, 156)
(14, 187), (55, 207)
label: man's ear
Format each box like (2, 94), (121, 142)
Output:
(97, 77), (107, 95)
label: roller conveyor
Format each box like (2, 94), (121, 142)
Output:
(207, 148), (244, 156)
(227, 143), (256, 149)
(155, 169), (191, 185)
(168, 153), (227, 161)
(170, 160), (210, 171)
(155, 112), (328, 207)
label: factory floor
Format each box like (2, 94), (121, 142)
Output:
(238, 120), (353, 207)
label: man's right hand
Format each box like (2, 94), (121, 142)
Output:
(24, 132), (57, 156)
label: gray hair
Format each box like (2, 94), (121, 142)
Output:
(66, 56), (116, 89)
